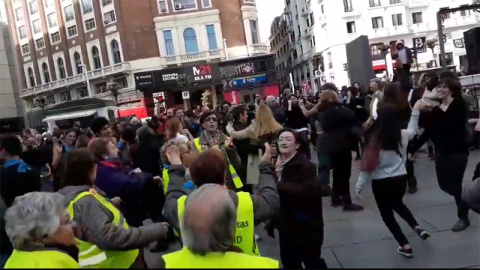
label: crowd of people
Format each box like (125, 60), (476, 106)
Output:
(0, 70), (479, 268)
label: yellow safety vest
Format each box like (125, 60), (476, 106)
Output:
(163, 247), (278, 269)
(177, 192), (260, 256)
(5, 249), (79, 269)
(193, 138), (243, 189)
(162, 166), (169, 195)
(66, 190), (139, 268)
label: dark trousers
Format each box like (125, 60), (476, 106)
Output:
(330, 149), (353, 205)
(372, 175), (419, 247)
(279, 231), (327, 269)
(435, 152), (470, 220)
(298, 130), (311, 160)
(405, 159), (417, 189)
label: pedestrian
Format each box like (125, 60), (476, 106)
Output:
(75, 134), (90, 149)
(90, 117), (113, 141)
(166, 117), (192, 143)
(136, 125), (164, 176)
(183, 111), (202, 138)
(391, 41), (414, 83)
(284, 94), (311, 159)
(266, 96), (286, 125)
(121, 127), (139, 168)
(363, 78), (385, 131)
(52, 129), (76, 191)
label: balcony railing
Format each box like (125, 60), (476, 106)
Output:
(20, 63), (130, 98)
(370, 25), (409, 38)
(249, 44), (269, 55)
(407, 22), (432, 33)
(343, 7), (361, 18)
(406, 0), (429, 8)
(390, 0), (403, 4)
(160, 49), (226, 66)
(443, 15), (480, 29)
(301, 7), (309, 17)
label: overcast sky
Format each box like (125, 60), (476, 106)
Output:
(257, 0), (285, 43)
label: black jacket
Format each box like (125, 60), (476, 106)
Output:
(269, 105), (287, 125)
(319, 103), (357, 153)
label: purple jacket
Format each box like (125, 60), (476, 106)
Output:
(392, 47), (414, 64)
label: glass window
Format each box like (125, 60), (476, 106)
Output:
(202, 0), (212, 7)
(343, 0), (353, 12)
(92, 46), (101, 69)
(250, 20), (259, 44)
(460, 5), (471, 17)
(64, 5), (74, 22)
(45, 0), (54, 8)
(51, 32), (61, 43)
(47, 13), (57, 27)
(77, 88), (88, 98)
(392, 14), (402, 26)
(412, 12), (422, 24)
(29, 1), (38, 15)
(114, 77), (128, 88)
(15, 7), (23, 21)
(206, 24), (218, 50)
(42, 63), (50, 83)
(346, 21), (356, 33)
(35, 38), (45, 49)
(46, 94), (55, 104)
(67, 25), (77, 37)
(85, 18), (96, 31)
(371, 16), (384, 29)
(21, 44), (30, 54)
(32, 19), (42, 34)
(95, 82), (107, 94)
(163, 30), (175, 56)
(27, 67), (35, 87)
(82, 0), (93, 14)
(183, 28), (199, 53)
(111, 40), (122, 64)
(369, 0), (381, 7)
(60, 91), (72, 101)
(74, 52), (82, 74)
(158, 0), (167, 12)
(104, 11), (116, 24)
(18, 26), (27, 39)
(57, 57), (66, 79)
(102, 0), (112, 6)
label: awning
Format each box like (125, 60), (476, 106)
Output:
(42, 109), (97, 122)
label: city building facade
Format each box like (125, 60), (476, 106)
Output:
(268, 14), (291, 91)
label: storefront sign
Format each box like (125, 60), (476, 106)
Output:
(229, 74), (267, 88)
(453, 38), (465, 48)
(134, 72), (155, 90)
(413, 37), (426, 53)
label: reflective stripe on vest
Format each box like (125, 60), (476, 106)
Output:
(67, 190), (139, 268)
(163, 248), (278, 269)
(177, 192), (260, 256)
(193, 138), (243, 189)
(5, 249), (80, 268)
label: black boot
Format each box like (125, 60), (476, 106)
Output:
(331, 191), (342, 207)
(342, 194), (364, 212)
(321, 184), (331, 197)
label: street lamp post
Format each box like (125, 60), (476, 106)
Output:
(79, 64), (92, 97)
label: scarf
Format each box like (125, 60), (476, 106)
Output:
(203, 131), (223, 147)
(275, 152), (296, 181)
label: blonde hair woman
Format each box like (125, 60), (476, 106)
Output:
(229, 104), (282, 185)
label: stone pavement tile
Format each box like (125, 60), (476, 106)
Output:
(411, 203), (480, 231)
(331, 229), (480, 268)
(402, 186), (457, 210)
(323, 213), (437, 248)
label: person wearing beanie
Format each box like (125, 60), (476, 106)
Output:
(392, 40), (413, 84)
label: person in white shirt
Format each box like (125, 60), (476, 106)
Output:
(166, 117), (193, 144)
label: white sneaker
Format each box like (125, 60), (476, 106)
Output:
(255, 233), (262, 241)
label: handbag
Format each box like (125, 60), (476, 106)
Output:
(361, 141), (380, 172)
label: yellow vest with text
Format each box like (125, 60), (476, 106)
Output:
(193, 138), (243, 189)
(67, 191), (139, 268)
(177, 192), (260, 256)
(5, 250), (79, 269)
(163, 247), (278, 269)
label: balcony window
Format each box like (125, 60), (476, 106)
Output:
(67, 25), (78, 38)
(104, 11), (116, 25)
(57, 57), (66, 79)
(21, 44), (30, 55)
(45, 0), (54, 8)
(310, 12), (315, 26)
(202, 0), (212, 8)
(27, 67), (35, 87)
(15, 7), (23, 21)
(51, 31), (61, 44)
(60, 91), (72, 102)
(346, 21), (356, 33)
(183, 28), (199, 53)
(173, 0), (197, 11)
(371, 16), (384, 29)
(102, 0), (113, 6)
(343, 0), (353, 12)
(92, 46), (102, 69)
(35, 38), (45, 49)
(163, 30), (175, 56)
(42, 63), (51, 83)
(158, 0), (167, 12)
(29, 1), (38, 15)
(82, 0), (93, 14)
(77, 88), (88, 98)
(114, 77), (128, 88)
(85, 18), (96, 31)
(206, 25), (218, 50)
(64, 5), (74, 22)
(412, 12), (423, 24)
(46, 94), (55, 104)
(460, 5), (471, 17)
(392, 14), (402, 26)
(32, 19), (42, 34)
(111, 40), (122, 64)
(250, 20), (259, 44)
(74, 52), (82, 74)
(390, 0), (402, 4)
(369, 0), (381, 7)
(18, 26), (27, 39)
(95, 82), (107, 94)
(47, 13), (57, 27)
(327, 52), (332, 68)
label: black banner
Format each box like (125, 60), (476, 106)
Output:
(413, 37), (426, 53)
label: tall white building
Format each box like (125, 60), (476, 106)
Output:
(281, 0), (480, 91)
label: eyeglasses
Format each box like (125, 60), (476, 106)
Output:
(205, 117), (217, 122)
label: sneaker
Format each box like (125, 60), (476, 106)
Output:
(397, 247), (414, 258)
(343, 203), (364, 212)
(415, 228), (430, 240)
(407, 187), (418, 194)
(451, 219), (470, 232)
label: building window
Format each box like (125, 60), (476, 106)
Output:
(67, 25), (78, 38)
(95, 82), (107, 94)
(104, 11), (116, 25)
(42, 63), (51, 83)
(158, 0), (167, 12)
(44, 0), (54, 8)
(46, 94), (55, 104)
(392, 14), (402, 26)
(343, 0), (353, 12)
(114, 77), (128, 88)
(27, 67), (35, 87)
(92, 46), (101, 69)
(206, 25), (218, 50)
(371, 16), (384, 29)
(82, 0), (93, 14)
(173, 0), (197, 10)
(102, 0), (113, 6)
(202, 0), (212, 8)
(164, 30), (175, 56)
(51, 32), (61, 44)
(412, 12), (423, 24)
(369, 0), (381, 7)
(85, 18), (96, 31)
(74, 52), (82, 74)
(346, 21), (356, 33)
(460, 5), (471, 17)
(57, 57), (66, 79)
(15, 7), (23, 21)
(28, 1), (38, 15)
(77, 88), (88, 98)
(250, 20), (259, 44)
(21, 44), (30, 54)
(64, 5), (74, 22)
(47, 13), (57, 27)
(60, 91), (72, 101)
(327, 52), (332, 68)
(18, 26), (27, 39)
(35, 38), (45, 49)
(111, 40), (122, 64)
(183, 28), (199, 53)
(32, 19), (42, 34)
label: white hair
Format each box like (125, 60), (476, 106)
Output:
(4, 192), (65, 249)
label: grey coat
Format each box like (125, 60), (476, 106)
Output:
(163, 163), (279, 233)
(58, 185), (168, 251)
